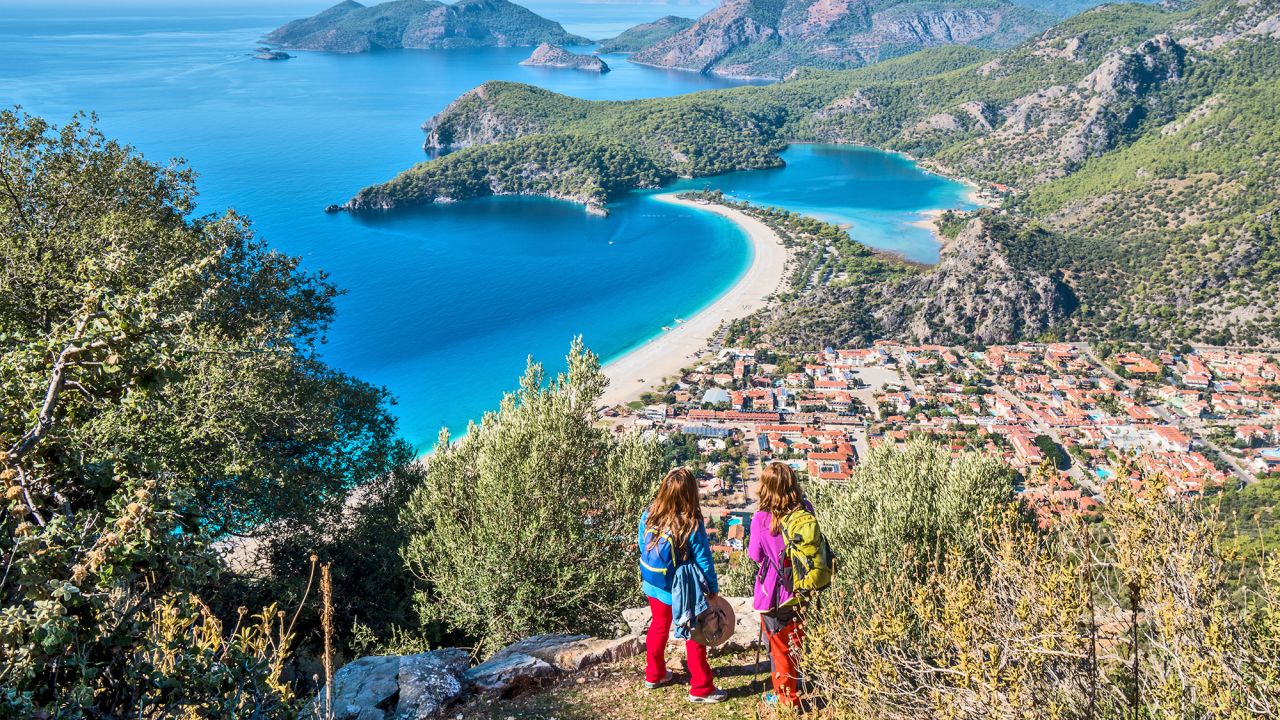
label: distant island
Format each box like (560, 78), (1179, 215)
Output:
(596, 16), (694, 54)
(264, 0), (590, 53)
(521, 44), (609, 73)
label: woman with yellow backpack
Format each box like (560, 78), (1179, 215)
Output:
(748, 462), (835, 708)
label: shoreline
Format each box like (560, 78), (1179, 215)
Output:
(597, 193), (790, 408)
(910, 208), (948, 247)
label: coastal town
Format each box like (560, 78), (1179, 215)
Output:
(601, 340), (1280, 531)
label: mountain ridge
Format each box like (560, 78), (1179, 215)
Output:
(627, 0), (1057, 79)
(596, 15), (696, 54)
(264, 0), (590, 53)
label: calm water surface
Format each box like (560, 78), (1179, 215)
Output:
(1, 1), (972, 448)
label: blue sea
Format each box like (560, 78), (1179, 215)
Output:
(1, 1), (974, 449)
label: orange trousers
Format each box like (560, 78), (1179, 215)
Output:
(763, 616), (803, 705)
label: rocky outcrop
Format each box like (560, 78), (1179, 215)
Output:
(467, 633), (644, 692)
(813, 91), (877, 120)
(313, 649), (468, 720)
(520, 43), (610, 72)
(1177, 0), (1280, 51)
(629, 0), (1054, 79)
(420, 82), (592, 152)
(254, 47), (292, 60)
(951, 33), (1188, 183)
(463, 651), (558, 694)
(265, 0), (589, 53)
(630, 0), (779, 76)
(874, 218), (1075, 345)
(314, 600), (760, 717)
(597, 16), (695, 54)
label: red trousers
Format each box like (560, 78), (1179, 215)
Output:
(646, 596), (715, 697)
(764, 616), (803, 705)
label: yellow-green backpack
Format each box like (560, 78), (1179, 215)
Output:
(781, 508), (835, 592)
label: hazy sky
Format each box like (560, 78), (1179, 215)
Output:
(12, 0), (707, 5)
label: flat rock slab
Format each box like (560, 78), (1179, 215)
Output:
(464, 652), (558, 695)
(492, 633), (645, 673)
(324, 655), (399, 720)
(397, 649), (469, 718)
(719, 596), (765, 654)
(317, 649), (469, 720)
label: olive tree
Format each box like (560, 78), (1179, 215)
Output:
(401, 340), (664, 655)
(0, 110), (407, 717)
(814, 438), (1019, 591)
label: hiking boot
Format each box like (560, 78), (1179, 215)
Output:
(643, 670), (673, 690)
(688, 689), (729, 703)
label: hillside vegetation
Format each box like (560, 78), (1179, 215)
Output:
(596, 16), (694, 54)
(350, 0), (1280, 346)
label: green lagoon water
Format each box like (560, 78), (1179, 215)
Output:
(2, 1), (973, 449)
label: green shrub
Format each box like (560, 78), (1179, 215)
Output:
(400, 340), (665, 655)
(813, 439), (1019, 594)
(0, 110), (405, 718)
(804, 448), (1280, 719)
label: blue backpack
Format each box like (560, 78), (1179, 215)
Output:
(639, 527), (680, 591)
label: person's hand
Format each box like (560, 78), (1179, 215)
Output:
(707, 591), (719, 600)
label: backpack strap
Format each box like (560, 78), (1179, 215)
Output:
(757, 538), (789, 613)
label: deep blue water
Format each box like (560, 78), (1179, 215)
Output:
(2, 1), (973, 449)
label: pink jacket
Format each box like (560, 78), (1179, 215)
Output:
(747, 510), (796, 612)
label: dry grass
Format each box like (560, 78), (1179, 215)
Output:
(451, 650), (818, 720)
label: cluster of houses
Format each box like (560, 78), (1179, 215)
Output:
(607, 340), (1280, 528)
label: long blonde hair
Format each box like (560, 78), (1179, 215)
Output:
(646, 467), (702, 553)
(759, 462), (804, 535)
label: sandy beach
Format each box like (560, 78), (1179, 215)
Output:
(598, 193), (790, 408)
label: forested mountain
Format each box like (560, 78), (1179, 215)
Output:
(626, 0), (1056, 78)
(596, 15), (695, 53)
(264, 0), (589, 53)
(348, 0), (1280, 347)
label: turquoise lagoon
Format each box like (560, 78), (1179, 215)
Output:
(2, 2), (974, 449)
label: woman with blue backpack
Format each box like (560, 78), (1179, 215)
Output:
(637, 467), (727, 704)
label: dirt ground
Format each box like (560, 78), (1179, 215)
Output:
(450, 649), (820, 720)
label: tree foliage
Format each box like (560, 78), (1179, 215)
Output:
(805, 452), (1280, 719)
(400, 340), (665, 656)
(0, 110), (408, 717)
(813, 439), (1019, 593)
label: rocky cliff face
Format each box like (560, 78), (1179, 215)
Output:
(874, 217), (1075, 345)
(630, 0), (779, 75)
(808, 28), (1190, 186)
(520, 43), (610, 72)
(264, 0), (589, 53)
(758, 215), (1075, 349)
(420, 82), (593, 152)
(630, 0), (1053, 78)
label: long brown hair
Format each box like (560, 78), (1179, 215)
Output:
(759, 462), (804, 535)
(646, 467), (702, 552)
